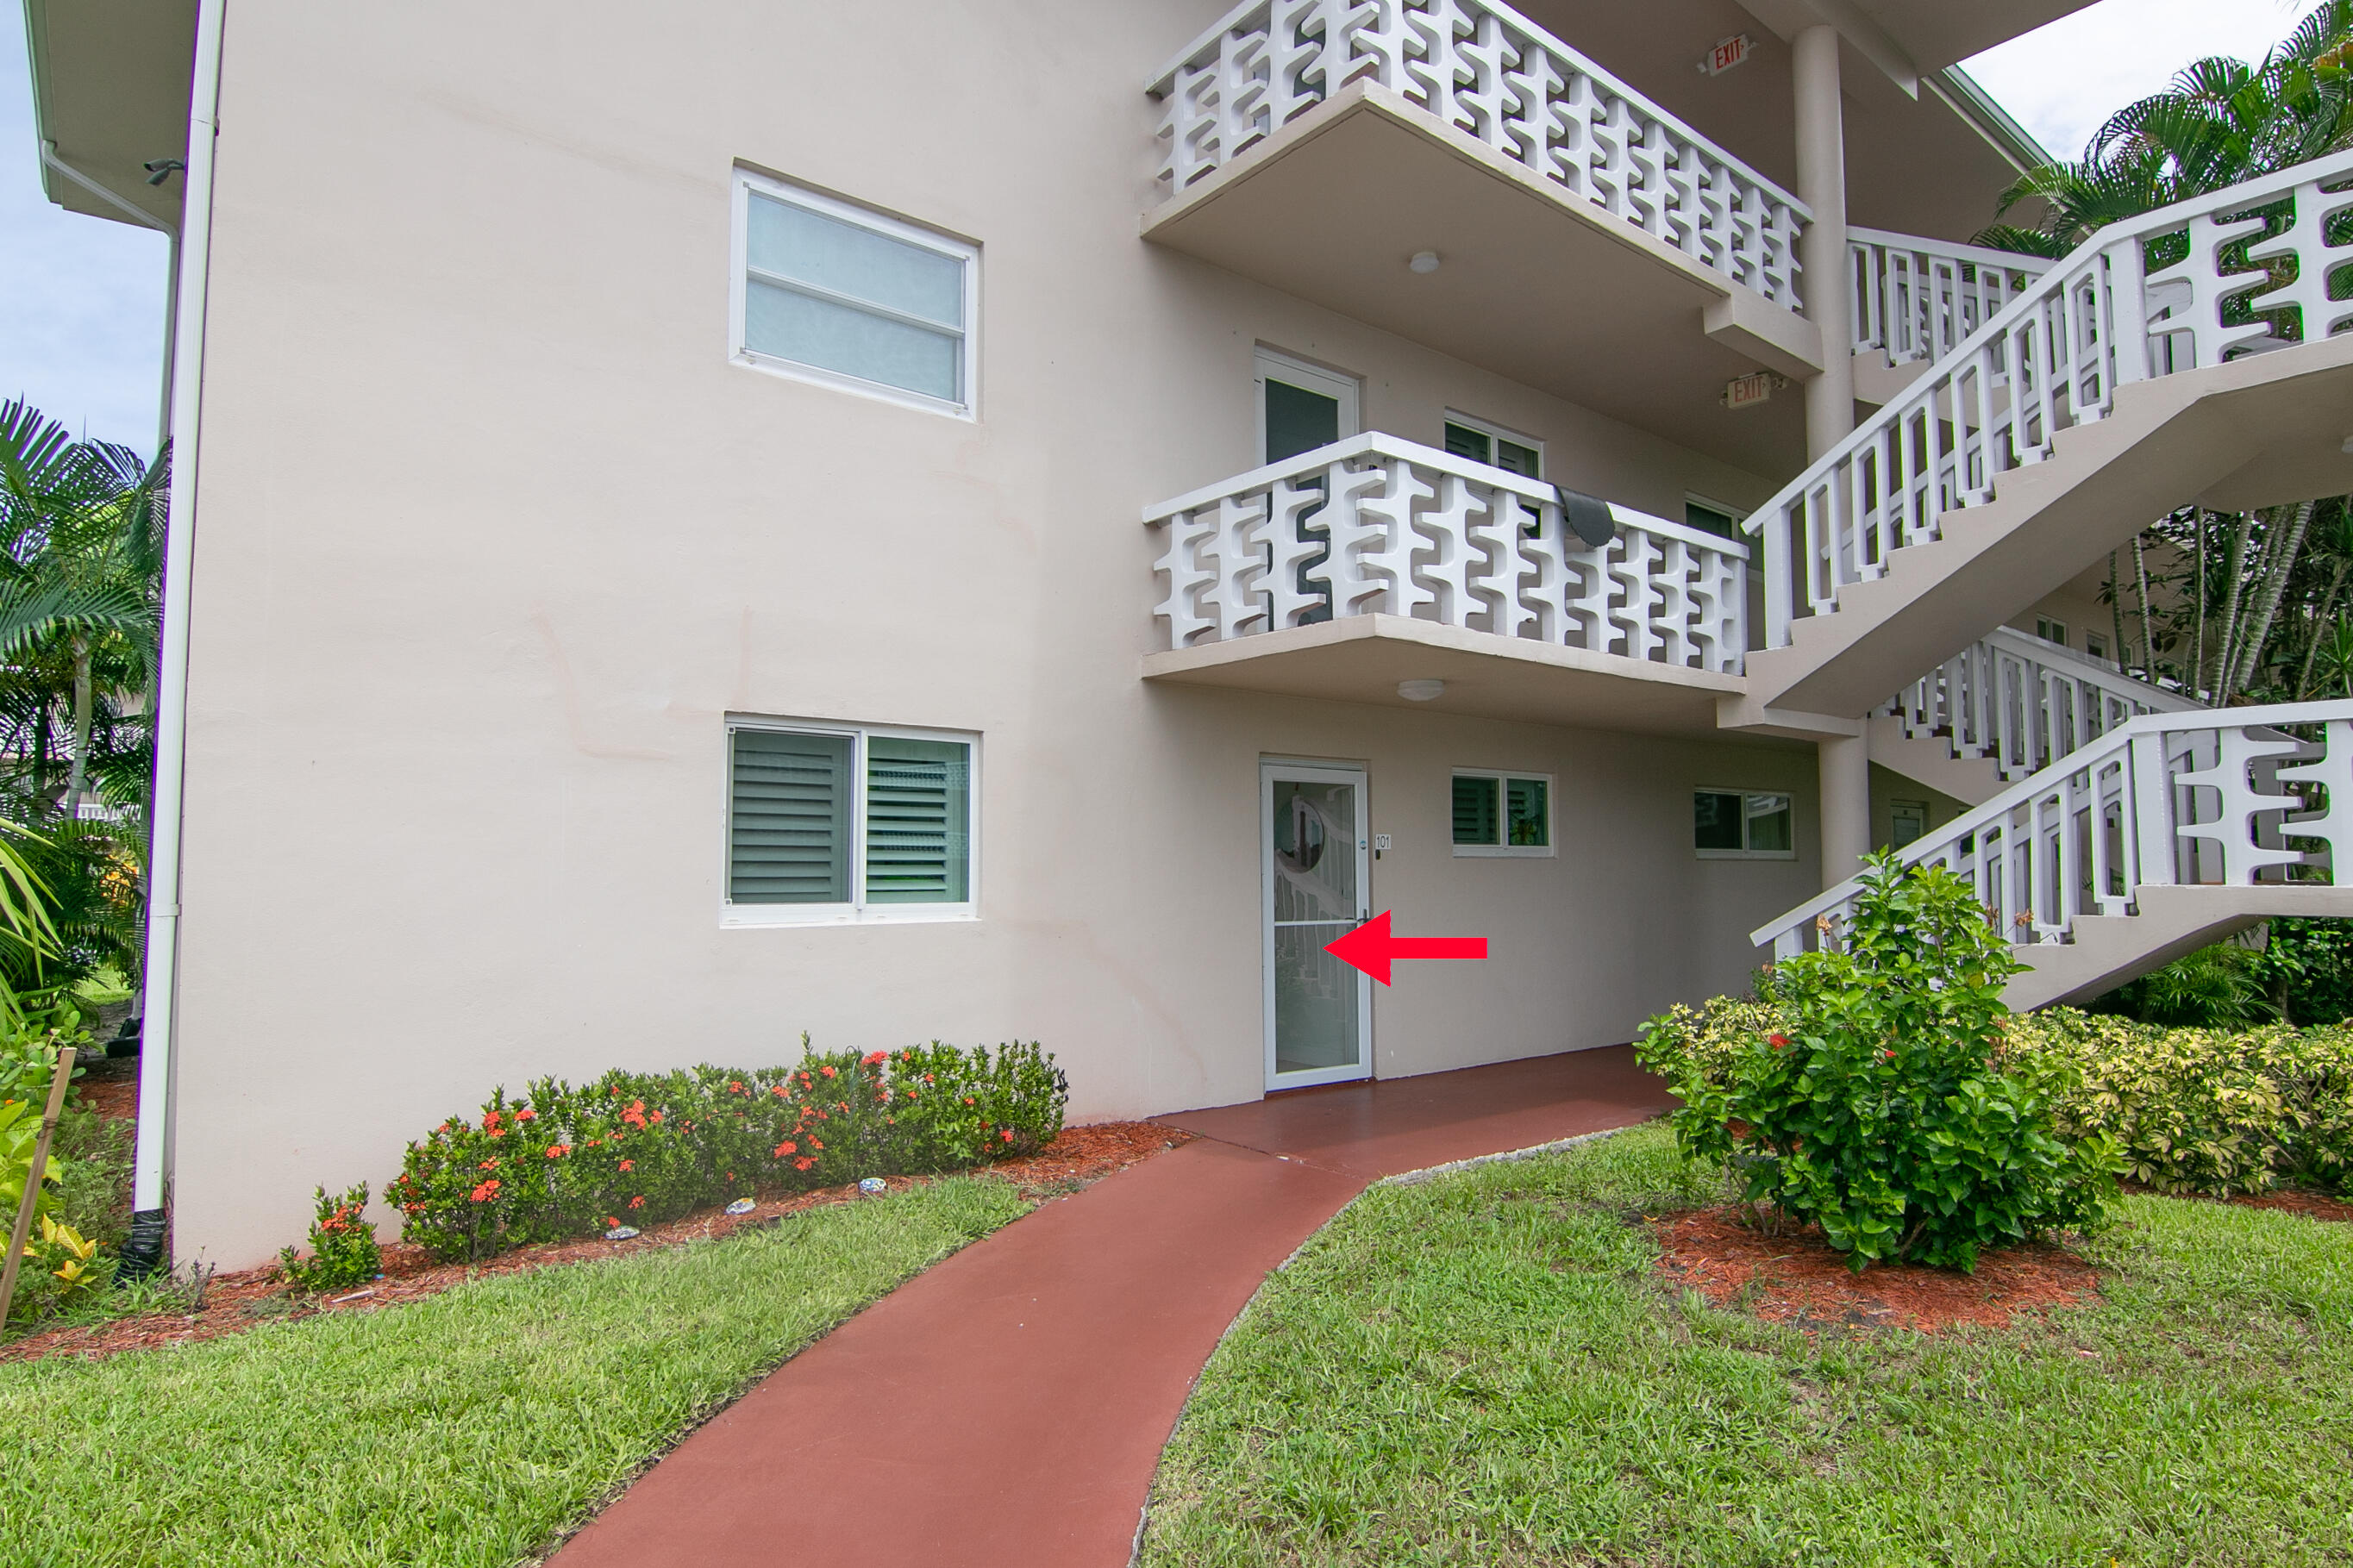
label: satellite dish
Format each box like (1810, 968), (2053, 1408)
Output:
(1555, 484), (1617, 550)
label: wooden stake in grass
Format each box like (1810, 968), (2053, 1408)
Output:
(0, 1045), (78, 1329)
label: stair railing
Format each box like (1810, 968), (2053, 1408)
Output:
(1881, 625), (2204, 783)
(1749, 149), (2353, 650)
(1755, 700), (2353, 959)
(1849, 227), (2051, 369)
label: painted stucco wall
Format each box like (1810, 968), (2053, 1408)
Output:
(167, 0), (1849, 1266)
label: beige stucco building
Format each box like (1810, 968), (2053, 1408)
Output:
(29, 0), (2353, 1269)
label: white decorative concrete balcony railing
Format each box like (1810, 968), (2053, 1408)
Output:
(1148, 0), (1810, 309)
(1749, 149), (2353, 648)
(1756, 702), (2353, 959)
(1849, 227), (2051, 368)
(1147, 433), (1749, 675)
(1881, 625), (2204, 783)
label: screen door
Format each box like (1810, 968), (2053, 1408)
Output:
(1261, 761), (1371, 1090)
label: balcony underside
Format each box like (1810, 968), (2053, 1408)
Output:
(1142, 614), (1744, 734)
(1143, 81), (1822, 478)
(23, 0), (196, 230)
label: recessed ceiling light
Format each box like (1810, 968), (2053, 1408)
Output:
(1408, 250), (1441, 274)
(1398, 678), (1446, 702)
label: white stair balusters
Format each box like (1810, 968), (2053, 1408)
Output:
(1751, 150), (2353, 649)
(1881, 627), (2206, 782)
(1754, 702), (2353, 959)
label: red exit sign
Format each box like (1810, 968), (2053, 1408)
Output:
(1723, 370), (1779, 409)
(1699, 33), (1753, 76)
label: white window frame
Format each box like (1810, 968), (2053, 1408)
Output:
(1441, 410), (1543, 478)
(2036, 616), (2068, 648)
(721, 716), (980, 928)
(1254, 347), (1361, 465)
(2084, 629), (2112, 663)
(1450, 768), (1556, 859)
(728, 168), (980, 420)
(1693, 786), (1796, 861)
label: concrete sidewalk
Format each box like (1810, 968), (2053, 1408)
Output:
(551, 1046), (1670, 1567)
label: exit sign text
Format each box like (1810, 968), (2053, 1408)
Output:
(1699, 34), (1753, 76)
(1723, 371), (1778, 409)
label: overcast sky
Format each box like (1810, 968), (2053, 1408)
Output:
(0, 0), (2335, 457)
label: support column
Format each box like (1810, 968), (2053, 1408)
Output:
(1818, 732), (1870, 888)
(1793, 24), (1855, 461)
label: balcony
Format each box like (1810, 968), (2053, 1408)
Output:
(1143, 433), (1749, 733)
(1143, 1), (1823, 472)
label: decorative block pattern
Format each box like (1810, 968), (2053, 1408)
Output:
(1150, 0), (1807, 309)
(1147, 433), (1747, 674)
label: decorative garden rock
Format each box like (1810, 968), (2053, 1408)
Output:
(859, 1178), (888, 1196)
(604, 1225), (641, 1241)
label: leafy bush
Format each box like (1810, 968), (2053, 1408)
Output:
(278, 1183), (381, 1293)
(385, 1038), (1067, 1263)
(3, 1215), (103, 1323)
(1999, 1009), (2353, 1195)
(1637, 853), (2117, 1272)
(2247, 916), (2353, 1026)
(2094, 941), (2275, 1029)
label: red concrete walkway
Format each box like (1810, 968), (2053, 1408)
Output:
(551, 1046), (1669, 1568)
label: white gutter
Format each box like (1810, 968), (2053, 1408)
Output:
(133, 0), (226, 1223)
(35, 141), (176, 236)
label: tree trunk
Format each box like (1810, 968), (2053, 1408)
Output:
(2234, 499), (2316, 695)
(2212, 511), (2253, 701)
(2297, 560), (2352, 698)
(65, 634), (91, 817)
(2132, 534), (2156, 678)
(2183, 512), (2202, 696)
(2108, 551), (2128, 673)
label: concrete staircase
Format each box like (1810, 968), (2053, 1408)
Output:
(1756, 703), (2353, 1009)
(1869, 625), (2205, 807)
(1738, 151), (2353, 723)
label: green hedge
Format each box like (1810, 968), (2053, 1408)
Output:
(386, 1038), (1066, 1262)
(1642, 996), (2353, 1198)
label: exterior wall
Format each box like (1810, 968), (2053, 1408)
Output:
(165, 0), (1816, 1266)
(1867, 764), (1968, 851)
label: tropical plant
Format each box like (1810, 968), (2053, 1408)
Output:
(2094, 940), (2276, 1029)
(278, 1183), (381, 1293)
(1637, 854), (2116, 1271)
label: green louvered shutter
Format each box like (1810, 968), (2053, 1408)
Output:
(1452, 775), (1499, 846)
(729, 729), (852, 903)
(865, 737), (971, 903)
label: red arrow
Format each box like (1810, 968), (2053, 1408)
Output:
(1324, 910), (1488, 986)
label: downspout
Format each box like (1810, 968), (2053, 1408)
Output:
(126, 0), (227, 1269)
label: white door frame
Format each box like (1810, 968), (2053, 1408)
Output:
(1261, 759), (1373, 1091)
(1253, 347), (1361, 465)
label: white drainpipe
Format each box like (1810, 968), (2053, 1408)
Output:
(132, 0), (228, 1230)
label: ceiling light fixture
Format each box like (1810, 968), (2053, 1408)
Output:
(1408, 250), (1441, 274)
(1398, 678), (1446, 702)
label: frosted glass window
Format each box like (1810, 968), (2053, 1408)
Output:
(733, 174), (975, 414)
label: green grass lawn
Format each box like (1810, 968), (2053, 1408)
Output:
(1142, 1123), (2353, 1568)
(0, 1175), (1029, 1566)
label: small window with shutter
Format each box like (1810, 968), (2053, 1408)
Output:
(725, 721), (976, 924)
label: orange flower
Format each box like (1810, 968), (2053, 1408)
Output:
(629, 1196), (645, 1209)
(619, 1159), (634, 1172)
(516, 1108), (537, 1122)
(820, 1065), (837, 1079)
(794, 1157), (815, 1171)
(546, 1145), (567, 1159)
(774, 1141), (798, 1156)
(863, 1050), (887, 1066)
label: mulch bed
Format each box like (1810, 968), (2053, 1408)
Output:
(2226, 1188), (2353, 1223)
(69, 1056), (140, 1124)
(1, 1121), (1192, 1367)
(1650, 1209), (2103, 1335)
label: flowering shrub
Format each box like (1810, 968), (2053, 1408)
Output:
(1638, 853), (2117, 1272)
(385, 1038), (1067, 1262)
(1646, 994), (2353, 1201)
(278, 1183), (382, 1293)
